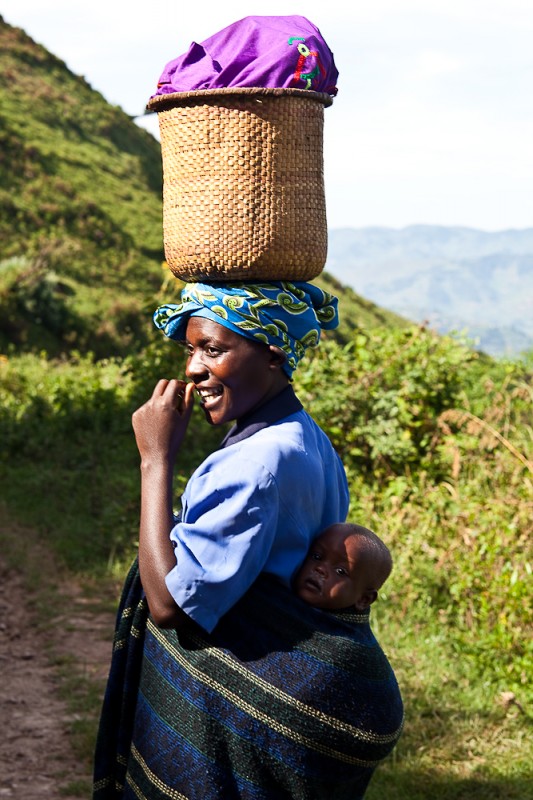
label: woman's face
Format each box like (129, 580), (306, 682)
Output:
(184, 317), (287, 425)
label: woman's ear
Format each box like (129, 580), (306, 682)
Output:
(268, 345), (287, 370)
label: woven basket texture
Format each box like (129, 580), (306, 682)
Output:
(149, 88), (331, 282)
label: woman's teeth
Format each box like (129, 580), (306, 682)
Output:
(197, 387), (222, 404)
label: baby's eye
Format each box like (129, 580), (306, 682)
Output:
(311, 552), (322, 560)
(335, 567), (347, 576)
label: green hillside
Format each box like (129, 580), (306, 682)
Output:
(0, 16), (406, 358)
(0, 16), (164, 356)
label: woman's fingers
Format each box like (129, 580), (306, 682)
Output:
(132, 380), (196, 462)
(152, 378), (170, 397)
(161, 379), (194, 414)
(150, 379), (192, 410)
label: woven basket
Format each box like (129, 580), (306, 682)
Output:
(146, 87), (333, 282)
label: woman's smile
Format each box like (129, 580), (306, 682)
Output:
(196, 385), (224, 408)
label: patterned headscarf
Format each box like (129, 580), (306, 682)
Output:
(153, 281), (339, 377)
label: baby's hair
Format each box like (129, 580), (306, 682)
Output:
(343, 523), (393, 586)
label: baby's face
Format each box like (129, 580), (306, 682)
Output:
(294, 525), (373, 611)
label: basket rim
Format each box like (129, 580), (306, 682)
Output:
(146, 86), (334, 112)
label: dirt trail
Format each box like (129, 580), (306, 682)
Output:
(0, 538), (116, 799)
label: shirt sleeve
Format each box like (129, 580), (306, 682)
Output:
(165, 453), (280, 633)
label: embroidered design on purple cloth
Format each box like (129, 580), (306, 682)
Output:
(152, 15), (338, 98)
(288, 36), (327, 90)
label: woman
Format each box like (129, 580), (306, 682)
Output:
(94, 281), (403, 800)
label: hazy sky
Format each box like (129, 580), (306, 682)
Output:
(2, 0), (532, 232)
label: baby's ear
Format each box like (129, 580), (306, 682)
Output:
(355, 589), (378, 611)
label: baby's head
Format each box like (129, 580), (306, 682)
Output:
(294, 523), (392, 611)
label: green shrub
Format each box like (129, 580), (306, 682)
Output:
(294, 324), (476, 480)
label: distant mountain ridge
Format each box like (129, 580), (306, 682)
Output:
(325, 225), (533, 356)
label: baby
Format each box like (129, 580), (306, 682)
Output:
(293, 522), (392, 612)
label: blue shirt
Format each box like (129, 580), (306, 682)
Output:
(165, 388), (349, 632)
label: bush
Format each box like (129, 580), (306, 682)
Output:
(294, 324), (476, 480)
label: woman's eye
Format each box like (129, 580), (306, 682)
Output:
(205, 347), (221, 357)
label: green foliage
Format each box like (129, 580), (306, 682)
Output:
(294, 324), (476, 480)
(0, 351), (139, 566)
(0, 343), (221, 570)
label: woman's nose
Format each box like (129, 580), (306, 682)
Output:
(185, 350), (208, 380)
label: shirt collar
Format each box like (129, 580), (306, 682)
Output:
(220, 385), (303, 448)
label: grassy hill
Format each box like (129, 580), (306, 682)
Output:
(0, 16), (406, 359)
(0, 16), (164, 356)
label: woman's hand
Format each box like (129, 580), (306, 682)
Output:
(133, 379), (196, 629)
(132, 379), (195, 467)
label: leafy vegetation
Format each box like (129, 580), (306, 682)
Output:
(0, 16), (531, 799)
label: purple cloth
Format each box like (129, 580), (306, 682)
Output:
(151, 15), (338, 98)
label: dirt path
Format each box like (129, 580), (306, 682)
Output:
(0, 530), (116, 799)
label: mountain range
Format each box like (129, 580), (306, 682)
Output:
(325, 225), (533, 356)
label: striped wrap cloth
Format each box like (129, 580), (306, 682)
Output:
(93, 559), (403, 799)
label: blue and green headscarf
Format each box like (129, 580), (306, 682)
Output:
(153, 281), (339, 377)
